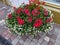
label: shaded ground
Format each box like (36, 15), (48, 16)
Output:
(0, 2), (60, 45)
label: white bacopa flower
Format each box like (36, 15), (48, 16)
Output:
(33, 27), (35, 30)
(18, 25), (22, 27)
(45, 29), (49, 32)
(49, 10), (51, 14)
(51, 14), (53, 18)
(18, 28), (23, 30)
(49, 25), (53, 31)
(13, 24), (16, 31)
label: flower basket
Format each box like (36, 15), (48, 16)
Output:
(6, 1), (53, 37)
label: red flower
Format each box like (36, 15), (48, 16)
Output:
(43, 9), (47, 12)
(42, 2), (45, 5)
(37, 2), (40, 4)
(36, 6), (40, 10)
(15, 8), (22, 14)
(44, 11), (48, 16)
(26, 4), (29, 6)
(33, 18), (43, 27)
(46, 18), (52, 23)
(37, 12), (40, 14)
(16, 16), (25, 25)
(28, 17), (32, 23)
(43, 9), (48, 16)
(13, 6), (16, 10)
(8, 14), (12, 18)
(32, 10), (37, 16)
(32, 9), (40, 16)
(29, 0), (35, 4)
(24, 9), (30, 16)
(19, 8), (22, 11)
(15, 10), (20, 14)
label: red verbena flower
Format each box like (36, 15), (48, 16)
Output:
(16, 16), (25, 25)
(13, 6), (16, 10)
(33, 18), (43, 27)
(15, 8), (22, 14)
(36, 6), (40, 10)
(19, 8), (22, 11)
(24, 9), (30, 16)
(32, 9), (40, 16)
(26, 4), (29, 6)
(43, 9), (48, 16)
(28, 17), (32, 23)
(37, 2), (40, 4)
(43, 9), (47, 12)
(42, 2), (45, 5)
(32, 9), (37, 16)
(37, 12), (40, 15)
(15, 9), (20, 14)
(44, 11), (48, 16)
(8, 14), (12, 18)
(29, 0), (36, 4)
(46, 18), (52, 23)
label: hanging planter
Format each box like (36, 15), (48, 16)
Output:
(5, 1), (53, 37)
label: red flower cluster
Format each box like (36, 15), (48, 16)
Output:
(15, 8), (22, 14)
(13, 6), (16, 11)
(36, 6), (40, 10)
(46, 18), (52, 23)
(37, 2), (40, 4)
(7, 0), (53, 35)
(16, 16), (25, 25)
(8, 14), (12, 18)
(28, 17), (32, 23)
(43, 9), (48, 16)
(42, 2), (45, 5)
(32, 9), (40, 16)
(24, 9), (30, 16)
(8, 2), (52, 28)
(34, 18), (43, 27)
(29, 0), (36, 4)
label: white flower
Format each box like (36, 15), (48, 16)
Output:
(49, 10), (51, 14)
(18, 28), (22, 30)
(51, 14), (53, 18)
(45, 29), (49, 32)
(13, 24), (16, 30)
